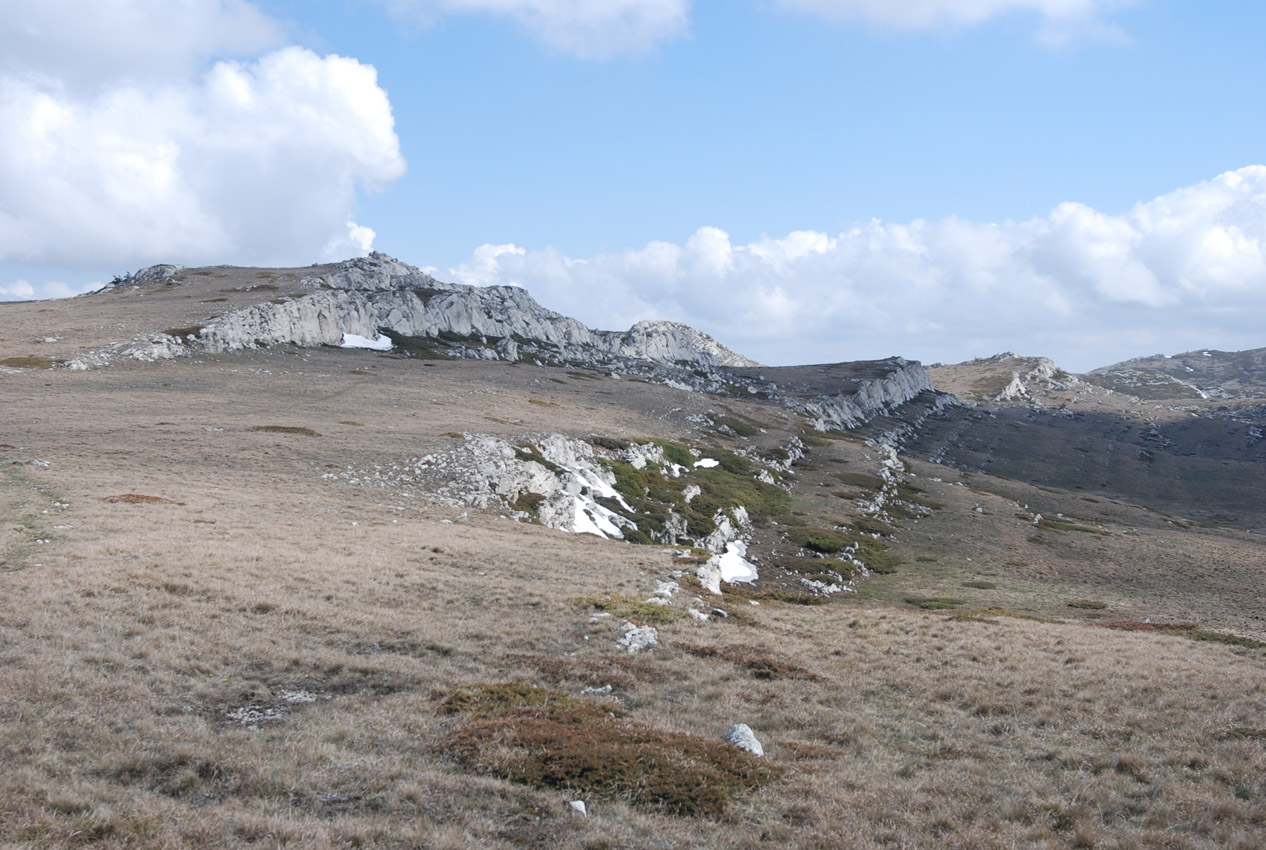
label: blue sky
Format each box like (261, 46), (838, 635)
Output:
(3, 0), (1264, 371)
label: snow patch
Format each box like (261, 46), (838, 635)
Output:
(340, 332), (393, 351)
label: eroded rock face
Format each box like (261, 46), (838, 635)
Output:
(152, 253), (758, 371)
(802, 359), (938, 429)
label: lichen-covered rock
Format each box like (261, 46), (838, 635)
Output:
(619, 624), (658, 654)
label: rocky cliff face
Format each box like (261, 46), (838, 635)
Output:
(191, 253), (758, 370)
(799, 358), (939, 430)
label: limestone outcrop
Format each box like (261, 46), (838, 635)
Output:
(189, 253), (758, 370)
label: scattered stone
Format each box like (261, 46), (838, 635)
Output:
(619, 623), (658, 654)
(568, 800), (588, 817)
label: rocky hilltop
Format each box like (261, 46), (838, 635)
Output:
(1086, 347), (1266, 400)
(96, 253), (759, 371)
(11, 253), (948, 433)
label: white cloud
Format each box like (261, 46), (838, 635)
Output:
(380, 0), (691, 58)
(0, 0), (284, 87)
(439, 166), (1266, 372)
(0, 0), (405, 274)
(0, 278), (102, 301)
(776, 0), (1135, 42)
(0, 280), (36, 300)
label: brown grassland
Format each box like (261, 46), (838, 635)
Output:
(2, 284), (1265, 848)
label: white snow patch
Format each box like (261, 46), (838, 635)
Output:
(340, 332), (393, 351)
(698, 540), (759, 593)
(694, 458), (720, 469)
(572, 495), (625, 538)
(717, 541), (759, 584)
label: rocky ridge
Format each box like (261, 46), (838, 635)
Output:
(64, 253), (951, 433)
(134, 253), (759, 371)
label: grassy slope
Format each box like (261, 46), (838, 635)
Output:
(0, 341), (1264, 847)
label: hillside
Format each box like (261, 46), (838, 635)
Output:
(1, 261), (1264, 849)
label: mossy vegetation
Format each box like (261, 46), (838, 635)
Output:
(508, 492), (545, 515)
(571, 594), (685, 625)
(768, 555), (858, 578)
(514, 444), (564, 476)
(601, 439), (791, 544)
(711, 414), (760, 437)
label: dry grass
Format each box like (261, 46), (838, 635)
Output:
(0, 298), (1264, 847)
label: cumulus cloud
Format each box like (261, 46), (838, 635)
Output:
(438, 167), (1266, 371)
(380, 0), (691, 58)
(776, 0), (1135, 42)
(0, 0), (284, 87)
(0, 0), (405, 283)
(0, 280), (36, 300)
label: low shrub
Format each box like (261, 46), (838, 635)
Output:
(442, 706), (780, 815)
(439, 682), (622, 719)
